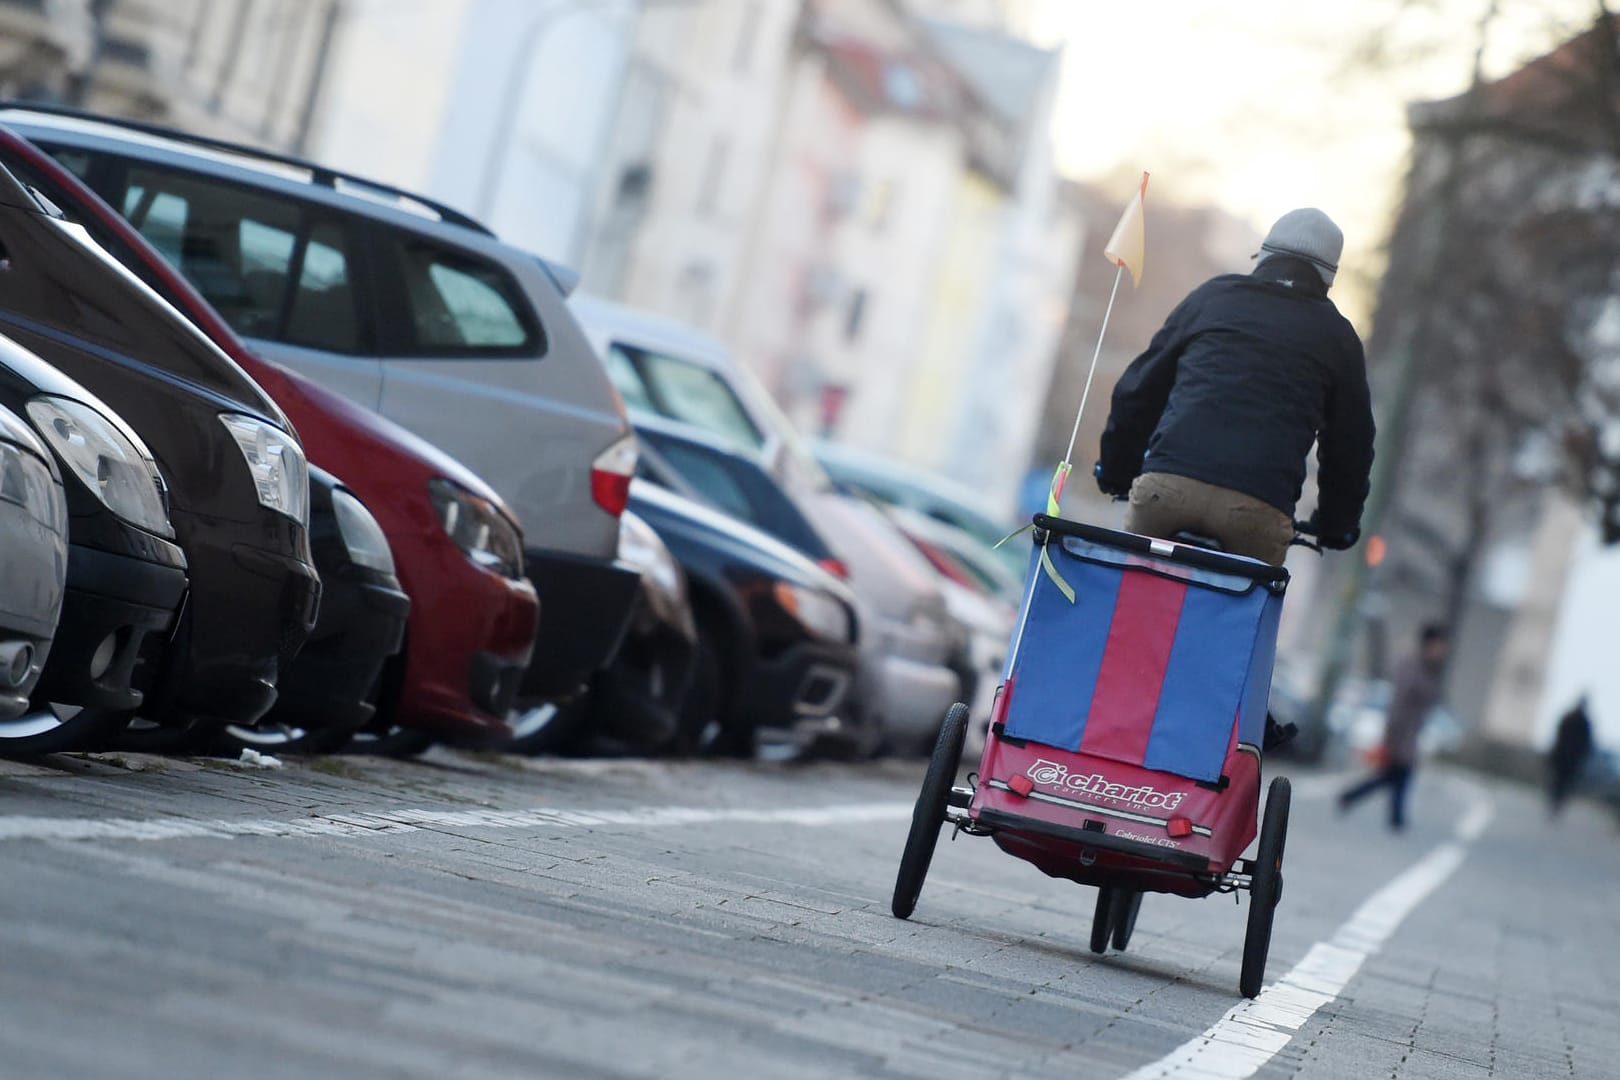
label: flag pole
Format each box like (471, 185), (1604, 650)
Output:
(1048, 261), (1126, 516)
(1063, 261), (1125, 468)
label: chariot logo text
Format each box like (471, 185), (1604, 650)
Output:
(1025, 759), (1185, 810)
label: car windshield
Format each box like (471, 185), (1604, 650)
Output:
(609, 343), (763, 450)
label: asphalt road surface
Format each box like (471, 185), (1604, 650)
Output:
(0, 748), (1616, 1078)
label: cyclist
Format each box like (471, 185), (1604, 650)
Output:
(1094, 208), (1375, 564)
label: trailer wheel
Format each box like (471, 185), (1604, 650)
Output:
(1111, 890), (1143, 952)
(1090, 887), (1115, 954)
(891, 702), (969, 919)
(1241, 776), (1290, 998)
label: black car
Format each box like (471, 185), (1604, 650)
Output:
(0, 334), (188, 752)
(0, 400), (66, 721)
(215, 466), (409, 754)
(627, 479), (857, 757)
(0, 159), (322, 740)
(635, 415), (843, 570)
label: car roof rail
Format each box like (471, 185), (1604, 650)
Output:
(0, 99), (494, 236)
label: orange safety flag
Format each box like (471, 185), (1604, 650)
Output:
(1103, 171), (1149, 286)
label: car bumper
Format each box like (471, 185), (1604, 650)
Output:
(148, 536), (320, 726)
(33, 543), (187, 713)
(267, 569), (409, 733)
(519, 549), (639, 699)
(0, 519), (65, 721)
(394, 556), (539, 744)
(861, 651), (962, 740)
(735, 639), (858, 734)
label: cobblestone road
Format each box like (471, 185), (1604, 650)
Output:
(0, 750), (1615, 1078)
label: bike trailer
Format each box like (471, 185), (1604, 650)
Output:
(893, 515), (1296, 998)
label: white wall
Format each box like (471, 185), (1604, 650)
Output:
(1536, 520), (1620, 750)
(428, 0), (637, 261)
(308, 0), (470, 190)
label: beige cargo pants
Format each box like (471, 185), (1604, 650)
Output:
(1123, 472), (1294, 566)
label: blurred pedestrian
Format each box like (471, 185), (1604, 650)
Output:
(1338, 624), (1450, 831)
(1094, 208), (1375, 566)
(1547, 696), (1594, 817)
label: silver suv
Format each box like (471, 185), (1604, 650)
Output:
(1, 106), (640, 699)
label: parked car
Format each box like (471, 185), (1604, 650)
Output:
(883, 505), (1015, 726)
(0, 128), (540, 753)
(0, 401), (66, 722)
(572, 301), (963, 752)
(812, 439), (1025, 578)
(0, 335), (187, 752)
(0, 155), (361, 748)
(871, 502), (1022, 606)
(219, 465), (409, 753)
(4, 106), (638, 706)
(627, 479), (858, 757)
(506, 508), (696, 755)
(631, 415), (961, 754)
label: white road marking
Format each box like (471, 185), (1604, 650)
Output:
(1280, 772), (1354, 801)
(1121, 779), (1495, 1080)
(0, 801), (914, 844)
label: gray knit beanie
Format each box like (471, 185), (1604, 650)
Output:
(1257, 208), (1342, 288)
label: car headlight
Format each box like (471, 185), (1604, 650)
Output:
(773, 581), (852, 643)
(0, 440), (65, 534)
(429, 478), (524, 577)
(26, 396), (173, 538)
(331, 487), (395, 575)
(219, 414), (309, 525)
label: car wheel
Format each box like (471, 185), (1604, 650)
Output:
(0, 703), (131, 756)
(503, 697), (589, 756)
(675, 623), (727, 756)
(213, 719), (337, 756)
(342, 726), (434, 758)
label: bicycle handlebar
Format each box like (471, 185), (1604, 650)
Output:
(1290, 520), (1323, 554)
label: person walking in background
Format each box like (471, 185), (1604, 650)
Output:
(1548, 696), (1594, 817)
(1338, 624), (1450, 831)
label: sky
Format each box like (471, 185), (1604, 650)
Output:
(1013, 0), (1597, 324)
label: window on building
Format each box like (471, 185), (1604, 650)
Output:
(732, 1), (762, 72)
(884, 62), (925, 110)
(696, 136), (729, 218)
(844, 289), (869, 344)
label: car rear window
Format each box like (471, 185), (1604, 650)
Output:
(386, 234), (542, 356)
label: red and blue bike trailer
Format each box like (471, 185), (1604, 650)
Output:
(892, 513), (1295, 998)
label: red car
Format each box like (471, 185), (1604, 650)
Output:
(0, 129), (540, 750)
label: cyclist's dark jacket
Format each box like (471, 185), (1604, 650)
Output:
(1097, 255), (1375, 538)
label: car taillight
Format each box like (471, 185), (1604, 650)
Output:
(591, 433), (637, 518)
(818, 557), (849, 580)
(912, 536), (978, 590)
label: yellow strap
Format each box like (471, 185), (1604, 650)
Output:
(1040, 542), (1075, 604)
(1046, 461), (1072, 517)
(993, 522), (1033, 550)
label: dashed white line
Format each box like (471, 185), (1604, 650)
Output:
(0, 802), (914, 843)
(1120, 780), (1495, 1080)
